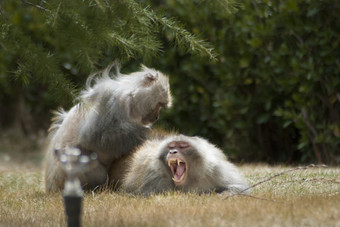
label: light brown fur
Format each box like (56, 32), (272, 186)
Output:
(109, 134), (248, 195)
(44, 65), (172, 192)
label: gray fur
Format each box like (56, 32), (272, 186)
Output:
(119, 138), (174, 195)
(120, 135), (248, 195)
(44, 64), (172, 192)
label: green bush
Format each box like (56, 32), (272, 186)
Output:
(147, 0), (340, 164)
(0, 0), (217, 131)
(1, 0), (339, 164)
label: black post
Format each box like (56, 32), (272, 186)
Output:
(55, 147), (97, 227)
(64, 195), (82, 227)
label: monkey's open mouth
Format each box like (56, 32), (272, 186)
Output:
(168, 159), (187, 185)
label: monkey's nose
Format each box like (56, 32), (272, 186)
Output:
(169, 149), (178, 154)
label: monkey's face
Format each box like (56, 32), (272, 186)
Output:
(165, 140), (197, 186)
(141, 102), (167, 125)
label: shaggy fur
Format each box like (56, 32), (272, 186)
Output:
(113, 135), (248, 195)
(44, 65), (172, 192)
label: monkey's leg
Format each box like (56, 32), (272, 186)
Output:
(80, 162), (109, 190)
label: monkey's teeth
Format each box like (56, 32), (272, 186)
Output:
(172, 177), (181, 182)
(168, 160), (177, 167)
(179, 174), (185, 181)
(177, 160), (180, 165)
(172, 174), (185, 183)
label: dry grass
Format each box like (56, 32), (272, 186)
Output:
(1, 132), (339, 226)
(0, 161), (339, 227)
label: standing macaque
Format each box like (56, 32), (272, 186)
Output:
(44, 64), (172, 192)
(112, 134), (248, 195)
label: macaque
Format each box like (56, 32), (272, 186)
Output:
(44, 64), (172, 192)
(113, 134), (248, 195)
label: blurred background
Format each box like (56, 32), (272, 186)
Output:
(0, 0), (339, 165)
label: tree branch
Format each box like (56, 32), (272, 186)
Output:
(225, 164), (328, 200)
(21, 0), (48, 12)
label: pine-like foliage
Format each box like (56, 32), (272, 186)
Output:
(0, 0), (235, 130)
(146, 0), (340, 164)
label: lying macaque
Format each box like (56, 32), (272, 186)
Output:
(110, 134), (248, 195)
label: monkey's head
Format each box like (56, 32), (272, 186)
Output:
(81, 65), (172, 126)
(128, 66), (172, 126)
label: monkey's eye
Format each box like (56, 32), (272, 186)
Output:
(179, 142), (189, 149)
(168, 142), (176, 149)
(167, 141), (190, 150)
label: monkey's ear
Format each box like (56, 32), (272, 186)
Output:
(143, 72), (158, 86)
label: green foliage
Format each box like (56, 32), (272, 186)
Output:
(147, 0), (340, 164)
(0, 0), (220, 129)
(1, 0), (339, 164)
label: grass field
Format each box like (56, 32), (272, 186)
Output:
(0, 133), (339, 226)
